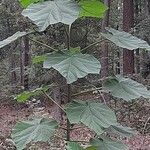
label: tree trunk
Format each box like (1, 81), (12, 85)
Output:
(134, 0), (140, 74)
(148, 0), (150, 14)
(10, 44), (17, 86)
(20, 36), (30, 90)
(123, 0), (134, 75)
(101, 0), (110, 77)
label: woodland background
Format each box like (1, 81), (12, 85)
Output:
(0, 0), (150, 149)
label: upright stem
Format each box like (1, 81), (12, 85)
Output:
(67, 84), (71, 141)
(66, 25), (71, 141)
(65, 25), (71, 51)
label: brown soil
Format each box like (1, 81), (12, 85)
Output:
(0, 97), (150, 150)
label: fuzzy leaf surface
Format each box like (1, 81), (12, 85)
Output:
(103, 76), (150, 101)
(0, 31), (27, 48)
(101, 27), (150, 50)
(65, 100), (117, 134)
(106, 124), (135, 137)
(22, 0), (79, 31)
(43, 50), (101, 84)
(90, 136), (128, 150)
(11, 118), (58, 150)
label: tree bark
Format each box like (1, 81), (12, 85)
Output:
(123, 0), (134, 75)
(20, 36), (30, 90)
(134, 0), (140, 74)
(101, 0), (110, 77)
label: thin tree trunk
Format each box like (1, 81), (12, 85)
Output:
(134, 0), (140, 74)
(144, 0), (150, 16)
(20, 36), (30, 90)
(123, 0), (134, 75)
(10, 43), (17, 86)
(101, 0), (110, 77)
(140, 0), (150, 78)
(148, 0), (150, 14)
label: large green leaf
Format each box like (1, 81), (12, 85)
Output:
(66, 142), (84, 150)
(43, 49), (101, 84)
(79, 0), (108, 18)
(11, 118), (58, 150)
(90, 137), (128, 150)
(106, 124), (135, 137)
(15, 86), (49, 102)
(65, 100), (117, 134)
(103, 76), (150, 101)
(22, 0), (79, 31)
(0, 31), (27, 49)
(19, 0), (43, 8)
(101, 27), (150, 50)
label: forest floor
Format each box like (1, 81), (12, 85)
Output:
(0, 86), (150, 149)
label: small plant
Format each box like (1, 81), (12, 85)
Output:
(1, 0), (150, 149)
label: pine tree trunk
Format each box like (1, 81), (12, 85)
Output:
(101, 0), (110, 77)
(134, 0), (140, 74)
(123, 0), (134, 75)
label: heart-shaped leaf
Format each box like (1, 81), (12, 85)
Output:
(22, 0), (80, 31)
(101, 27), (150, 50)
(79, 0), (108, 18)
(103, 76), (150, 101)
(65, 100), (117, 134)
(0, 31), (27, 48)
(43, 49), (101, 84)
(90, 136), (128, 150)
(11, 118), (58, 150)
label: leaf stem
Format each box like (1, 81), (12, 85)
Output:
(66, 84), (71, 141)
(72, 87), (103, 97)
(70, 140), (89, 143)
(42, 91), (65, 113)
(81, 39), (106, 52)
(29, 37), (58, 52)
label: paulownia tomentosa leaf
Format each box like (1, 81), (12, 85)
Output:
(101, 27), (150, 50)
(0, 31), (27, 49)
(79, 0), (108, 18)
(90, 136), (128, 150)
(22, 0), (80, 31)
(11, 118), (58, 150)
(106, 124), (135, 137)
(15, 86), (49, 102)
(43, 48), (101, 84)
(65, 100), (117, 134)
(103, 75), (150, 101)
